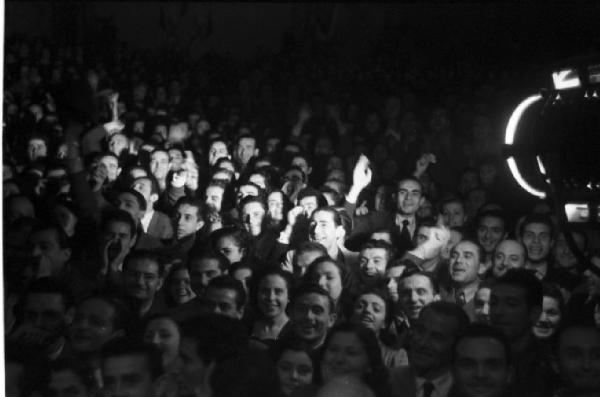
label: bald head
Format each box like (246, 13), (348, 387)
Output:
(492, 239), (526, 278)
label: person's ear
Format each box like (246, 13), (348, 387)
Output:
(111, 329), (126, 340)
(156, 277), (164, 291)
(129, 234), (137, 249)
(335, 225), (346, 242)
(254, 148), (259, 157)
(307, 167), (313, 175)
(60, 247), (72, 264)
(117, 167), (122, 176)
(418, 195), (425, 208)
(65, 307), (75, 325)
(328, 312), (337, 328)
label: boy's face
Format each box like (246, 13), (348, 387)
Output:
(358, 247), (389, 285)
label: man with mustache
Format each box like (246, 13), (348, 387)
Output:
(442, 240), (484, 321)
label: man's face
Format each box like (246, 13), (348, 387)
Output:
(398, 274), (438, 320)
(70, 298), (118, 353)
(553, 232), (585, 270)
(23, 292), (71, 348)
(358, 248), (389, 285)
(490, 285), (538, 341)
(102, 221), (136, 257)
(150, 151), (169, 180)
(409, 309), (459, 376)
(241, 201), (266, 234)
(102, 355), (156, 397)
(292, 157), (311, 176)
(189, 258), (223, 295)
(299, 196), (319, 217)
(395, 179), (423, 215)
(132, 178), (156, 210)
(117, 192), (144, 221)
(234, 137), (257, 166)
(474, 287), (491, 324)
(558, 327), (600, 392)
(204, 185), (224, 213)
(453, 337), (511, 397)
(49, 369), (90, 397)
(208, 142), (229, 167)
(99, 156), (121, 182)
(30, 228), (70, 275)
(295, 249), (323, 277)
(168, 149), (184, 171)
(202, 287), (243, 319)
(27, 138), (47, 161)
(236, 184), (259, 206)
(351, 293), (387, 333)
(477, 216), (506, 255)
(291, 293), (335, 344)
(123, 259), (163, 303)
(450, 241), (481, 286)
(521, 222), (554, 263)
(310, 210), (339, 251)
(443, 202), (466, 227)
(109, 133), (129, 157)
(492, 240), (525, 278)
(174, 204), (202, 240)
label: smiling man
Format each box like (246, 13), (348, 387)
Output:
(358, 239), (394, 288)
(443, 240), (484, 321)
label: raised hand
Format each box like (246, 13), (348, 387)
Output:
(171, 170), (188, 188)
(287, 206), (305, 228)
(352, 154), (372, 191)
(414, 153), (436, 177)
(355, 200), (369, 216)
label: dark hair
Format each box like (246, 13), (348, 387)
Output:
(123, 249), (165, 277)
(542, 282), (565, 314)
(476, 209), (508, 231)
(30, 221), (71, 249)
(297, 187), (328, 208)
(310, 206), (343, 227)
(396, 175), (424, 194)
(239, 194), (267, 213)
(451, 239), (486, 266)
(494, 268), (543, 309)
(174, 196), (205, 220)
(290, 283), (335, 313)
(211, 226), (252, 262)
(101, 209), (137, 239)
(48, 358), (96, 391)
(320, 322), (389, 395)
(22, 277), (74, 310)
(360, 239), (395, 261)
(451, 323), (512, 365)
(132, 175), (160, 196)
(420, 301), (470, 337)
(101, 337), (163, 380)
(207, 275), (247, 310)
(249, 266), (293, 317)
(519, 213), (555, 239)
(399, 267), (440, 294)
(303, 256), (346, 298)
(188, 249), (231, 272)
(118, 187), (147, 212)
(78, 294), (130, 332)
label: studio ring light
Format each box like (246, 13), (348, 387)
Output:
(504, 54), (600, 275)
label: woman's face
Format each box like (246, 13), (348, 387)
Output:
(312, 262), (343, 301)
(321, 331), (371, 382)
(169, 268), (196, 305)
(144, 318), (181, 367)
(216, 236), (245, 264)
(258, 275), (289, 319)
(532, 296), (562, 339)
(277, 350), (313, 396)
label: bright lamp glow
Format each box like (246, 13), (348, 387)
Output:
(552, 69), (581, 90)
(505, 94), (546, 198)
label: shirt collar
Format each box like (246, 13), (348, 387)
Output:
(140, 209), (155, 233)
(395, 214), (416, 228)
(415, 371), (453, 396)
(456, 282), (480, 303)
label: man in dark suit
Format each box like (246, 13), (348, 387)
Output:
(389, 301), (469, 397)
(345, 155), (424, 255)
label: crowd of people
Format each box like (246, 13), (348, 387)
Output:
(3, 31), (600, 397)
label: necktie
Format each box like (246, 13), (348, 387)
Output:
(455, 291), (466, 306)
(422, 381), (434, 397)
(400, 219), (411, 245)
